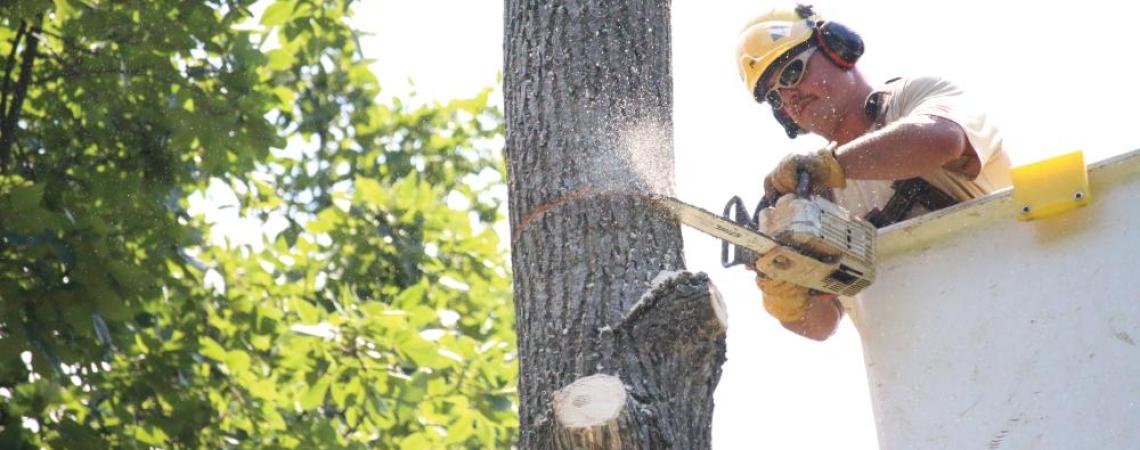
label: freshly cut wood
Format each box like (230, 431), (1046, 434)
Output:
(552, 374), (628, 449)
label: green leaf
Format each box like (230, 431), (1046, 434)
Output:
(199, 337), (227, 362)
(260, 1), (293, 26)
(134, 425), (169, 446)
(54, 419), (107, 448)
(272, 86), (296, 107)
(224, 349), (251, 373)
(300, 374), (330, 409)
(9, 0), (52, 20)
(7, 183), (45, 211)
(330, 374), (348, 408)
(292, 298), (321, 323)
(345, 406), (360, 429)
(52, 0), (74, 18)
(353, 176), (386, 206)
(305, 208), (341, 234)
(252, 334), (272, 351)
(265, 48), (296, 71)
(398, 331), (445, 369)
(445, 413), (476, 444)
(399, 432), (433, 450)
(348, 63), (378, 88)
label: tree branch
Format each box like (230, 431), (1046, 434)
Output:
(588, 271), (727, 449)
(0, 16), (42, 173)
(0, 22), (27, 126)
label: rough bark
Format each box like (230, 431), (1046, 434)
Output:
(504, 1), (727, 448)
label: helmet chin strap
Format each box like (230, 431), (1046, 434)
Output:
(795, 4), (816, 19)
(774, 108), (804, 139)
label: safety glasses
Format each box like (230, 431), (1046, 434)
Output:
(763, 47), (816, 109)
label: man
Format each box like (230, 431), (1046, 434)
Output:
(735, 5), (1011, 340)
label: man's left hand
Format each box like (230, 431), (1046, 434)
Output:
(767, 144), (846, 195)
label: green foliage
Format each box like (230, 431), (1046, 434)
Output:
(0, 1), (516, 448)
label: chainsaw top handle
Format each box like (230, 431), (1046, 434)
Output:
(796, 168), (812, 198)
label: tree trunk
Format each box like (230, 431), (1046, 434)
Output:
(504, 1), (727, 448)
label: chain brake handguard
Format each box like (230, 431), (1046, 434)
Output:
(720, 171), (811, 268)
(720, 195), (771, 268)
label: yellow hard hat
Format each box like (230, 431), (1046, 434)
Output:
(735, 5), (820, 102)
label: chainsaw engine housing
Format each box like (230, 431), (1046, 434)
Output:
(758, 195), (876, 296)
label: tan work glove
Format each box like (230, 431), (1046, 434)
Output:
(767, 143), (846, 195)
(755, 275), (811, 323)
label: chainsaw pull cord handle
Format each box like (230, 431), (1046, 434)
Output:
(755, 187), (779, 225)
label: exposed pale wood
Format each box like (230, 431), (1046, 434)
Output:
(552, 374), (628, 449)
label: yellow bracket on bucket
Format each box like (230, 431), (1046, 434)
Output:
(1010, 150), (1089, 221)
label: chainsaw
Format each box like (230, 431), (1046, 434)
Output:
(650, 171), (876, 297)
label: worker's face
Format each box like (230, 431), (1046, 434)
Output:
(766, 49), (848, 133)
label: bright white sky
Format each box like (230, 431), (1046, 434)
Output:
(347, 1), (1140, 449)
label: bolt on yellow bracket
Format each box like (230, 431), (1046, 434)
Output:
(1010, 150), (1090, 221)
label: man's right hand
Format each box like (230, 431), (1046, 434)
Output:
(765, 144), (846, 195)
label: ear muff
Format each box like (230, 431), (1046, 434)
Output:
(815, 21), (864, 69)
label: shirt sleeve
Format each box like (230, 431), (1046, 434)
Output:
(889, 76), (1003, 171)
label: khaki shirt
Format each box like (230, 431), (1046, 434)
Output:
(832, 76), (1012, 221)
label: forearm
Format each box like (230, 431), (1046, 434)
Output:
(835, 115), (967, 180)
(781, 295), (842, 341)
